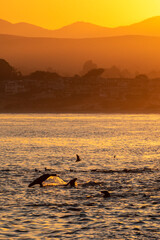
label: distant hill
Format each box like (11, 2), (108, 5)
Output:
(0, 19), (52, 37)
(0, 16), (160, 38)
(0, 34), (160, 74)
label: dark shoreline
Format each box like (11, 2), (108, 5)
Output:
(0, 109), (160, 114)
(1, 95), (160, 114)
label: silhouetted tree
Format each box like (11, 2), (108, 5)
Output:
(0, 59), (19, 80)
(28, 71), (60, 80)
(83, 68), (104, 78)
(81, 60), (97, 75)
(102, 66), (122, 78)
(135, 74), (148, 80)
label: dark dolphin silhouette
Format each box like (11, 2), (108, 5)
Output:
(28, 174), (77, 188)
(35, 168), (41, 173)
(101, 190), (111, 198)
(76, 154), (81, 162)
(65, 178), (77, 187)
(45, 167), (51, 171)
(28, 173), (57, 187)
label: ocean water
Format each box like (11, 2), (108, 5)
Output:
(0, 114), (159, 240)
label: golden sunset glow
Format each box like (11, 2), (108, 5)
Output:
(0, 1), (160, 239)
(1, 0), (160, 29)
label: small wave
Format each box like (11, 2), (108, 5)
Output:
(67, 207), (82, 211)
(0, 169), (10, 172)
(25, 203), (80, 208)
(81, 181), (102, 187)
(25, 203), (54, 207)
(67, 167), (158, 174)
(90, 167), (158, 174)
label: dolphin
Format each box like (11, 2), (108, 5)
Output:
(101, 190), (111, 198)
(65, 178), (77, 188)
(76, 154), (81, 162)
(28, 174), (77, 188)
(28, 173), (57, 187)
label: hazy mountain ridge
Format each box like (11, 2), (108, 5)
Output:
(0, 19), (52, 37)
(0, 16), (160, 38)
(0, 34), (160, 75)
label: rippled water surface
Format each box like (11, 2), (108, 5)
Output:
(0, 114), (160, 239)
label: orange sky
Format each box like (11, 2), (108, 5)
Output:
(0, 0), (160, 29)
